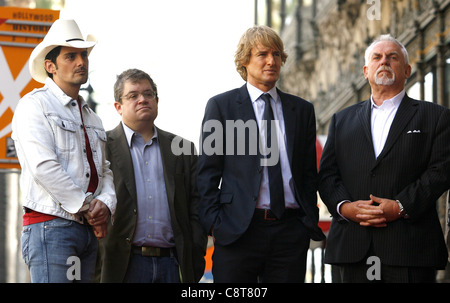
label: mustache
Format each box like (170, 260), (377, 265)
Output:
(74, 67), (87, 73)
(375, 65), (395, 85)
(376, 65), (394, 74)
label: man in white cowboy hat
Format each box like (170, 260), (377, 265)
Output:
(11, 19), (116, 283)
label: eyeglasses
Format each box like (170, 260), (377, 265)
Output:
(121, 90), (157, 102)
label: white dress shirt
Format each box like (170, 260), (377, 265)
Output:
(371, 90), (405, 158)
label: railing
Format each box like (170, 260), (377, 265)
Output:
(306, 242), (331, 283)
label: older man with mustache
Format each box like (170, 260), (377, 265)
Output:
(318, 34), (449, 282)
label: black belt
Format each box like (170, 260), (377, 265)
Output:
(254, 208), (302, 221)
(131, 246), (174, 257)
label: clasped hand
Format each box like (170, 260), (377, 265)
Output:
(82, 199), (110, 239)
(340, 194), (401, 227)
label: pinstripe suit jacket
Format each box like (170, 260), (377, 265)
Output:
(319, 95), (450, 268)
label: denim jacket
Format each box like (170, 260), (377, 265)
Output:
(11, 78), (116, 223)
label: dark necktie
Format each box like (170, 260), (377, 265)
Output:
(261, 93), (284, 219)
(77, 101), (98, 194)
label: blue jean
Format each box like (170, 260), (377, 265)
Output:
(123, 252), (181, 283)
(21, 218), (98, 283)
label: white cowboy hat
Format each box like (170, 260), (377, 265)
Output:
(29, 19), (97, 83)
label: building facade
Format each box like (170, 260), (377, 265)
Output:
(258, 0), (450, 133)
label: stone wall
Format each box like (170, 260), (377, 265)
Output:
(279, 0), (450, 134)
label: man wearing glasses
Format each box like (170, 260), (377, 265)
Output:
(96, 69), (207, 283)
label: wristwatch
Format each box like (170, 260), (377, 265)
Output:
(395, 200), (409, 218)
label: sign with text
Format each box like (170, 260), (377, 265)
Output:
(0, 7), (59, 169)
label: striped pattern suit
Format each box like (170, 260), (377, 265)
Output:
(318, 95), (449, 269)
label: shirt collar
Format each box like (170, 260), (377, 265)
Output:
(371, 90), (405, 109)
(45, 77), (88, 108)
(121, 122), (158, 147)
(246, 82), (278, 103)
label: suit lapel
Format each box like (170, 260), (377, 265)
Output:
(156, 127), (176, 206)
(108, 123), (137, 203)
(236, 85), (261, 168)
(376, 95), (418, 162)
(278, 89), (296, 165)
(236, 85), (257, 122)
(357, 99), (375, 156)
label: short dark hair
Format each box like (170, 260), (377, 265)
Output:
(114, 69), (158, 103)
(44, 46), (62, 79)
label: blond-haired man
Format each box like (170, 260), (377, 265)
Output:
(198, 25), (324, 283)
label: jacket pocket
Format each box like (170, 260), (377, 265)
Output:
(89, 127), (107, 175)
(47, 115), (77, 169)
(21, 226), (31, 265)
(93, 128), (107, 142)
(47, 115), (76, 152)
(220, 193), (233, 204)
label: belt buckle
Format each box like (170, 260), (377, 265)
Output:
(264, 209), (277, 221)
(141, 246), (160, 257)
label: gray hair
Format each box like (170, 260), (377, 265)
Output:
(364, 34), (409, 65)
